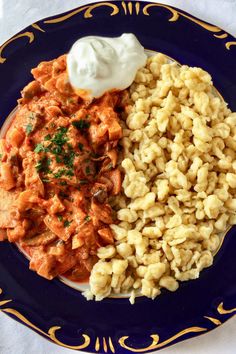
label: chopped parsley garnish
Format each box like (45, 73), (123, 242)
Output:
(56, 156), (62, 163)
(107, 162), (113, 170)
(65, 169), (74, 176)
(25, 123), (33, 135)
(29, 112), (36, 120)
(51, 145), (63, 155)
(63, 220), (71, 228)
(57, 215), (63, 222)
(49, 122), (56, 129)
(34, 143), (47, 153)
(53, 168), (74, 179)
(35, 157), (51, 173)
(53, 169), (65, 178)
(0, 153), (2, 159)
(63, 151), (75, 168)
(34, 127), (76, 180)
(85, 166), (90, 175)
(67, 98), (75, 104)
(51, 127), (68, 146)
(72, 120), (90, 131)
(84, 215), (90, 222)
(44, 134), (51, 141)
(78, 143), (84, 151)
(67, 143), (73, 150)
(60, 181), (67, 186)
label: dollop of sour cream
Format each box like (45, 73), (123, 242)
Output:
(67, 33), (147, 98)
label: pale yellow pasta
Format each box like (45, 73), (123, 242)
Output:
(97, 246), (116, 259)
(117, 208), (138, 223)
(116, 243), (133, 258)
(159, 276), (179, 292)
(110, 224), (127, 240)
(112, 259), (128, 275)
(85, 53), (236, 305)
(128, 192), (156, 210)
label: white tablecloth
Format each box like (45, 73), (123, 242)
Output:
(0, 1), (236, 353)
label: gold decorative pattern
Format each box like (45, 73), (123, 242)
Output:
(135, 2), (140, 15)
(44, 5), (88, 23)
(32, 23), (45, 33)
(0, 288), (90, 350)
(42, 1), (235, 52)
(95, 337), (100, 352)
(121, 1), (127, 15)
(118, 327), (207, 352)
(217, 302), (236, 315)
(121, 1), (140, 15)
(128, 2), (133, 15)
(0, 32), (34, 64)
(44, 3), (119, 24)
(143, 3), (179, 21)
(214, 33), (228, 39)
(143, 3), (221, 33)
(103, 337), (108, 353)
(142, 3), (236, 51)
(0, 1), (235, 64)
(1, 287), (236, 352)
(204, 316), (222, 326)
(109, 337), (115, 353)
(226, 42), (236, 50)
(95, 337), (115, 352)
(84, 3), (119, 19)
(3, 308), (51, 337)
(48, 327), (90, 350)
(0, 299), (12, 306)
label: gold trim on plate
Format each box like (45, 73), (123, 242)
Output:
(95, 337), (115, 352)
(1, 287), (236, 352)
(95, 337), (100, 352)
(103, 337), (108, 353)
(142, 3), (221, 33)
(118, 327), (207, 352)
(31, 23), (45, 33)
(109, 337), (115, 353)
(48, 327), (90, 350)
(135, 2), (140, 15)
(0, 288), (90, 350)
(217, 302), (236, 315)
(121, 1), (127, 15)
(0, 32), (34, 64)
(214, 33), (228, 39)
(0, 1), (235, 64)
(204, 316), (222, 326)
(128, 2), (133, 15)
(143, 3), (179, 21)
(44, 2), (119, 24)
(225, 41), (236, 50)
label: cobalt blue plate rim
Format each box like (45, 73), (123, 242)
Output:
(0, 1), (236, 353)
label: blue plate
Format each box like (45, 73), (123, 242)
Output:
(0, 1), (236, 353)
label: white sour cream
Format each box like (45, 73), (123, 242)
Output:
(67, 33), (147, 98)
